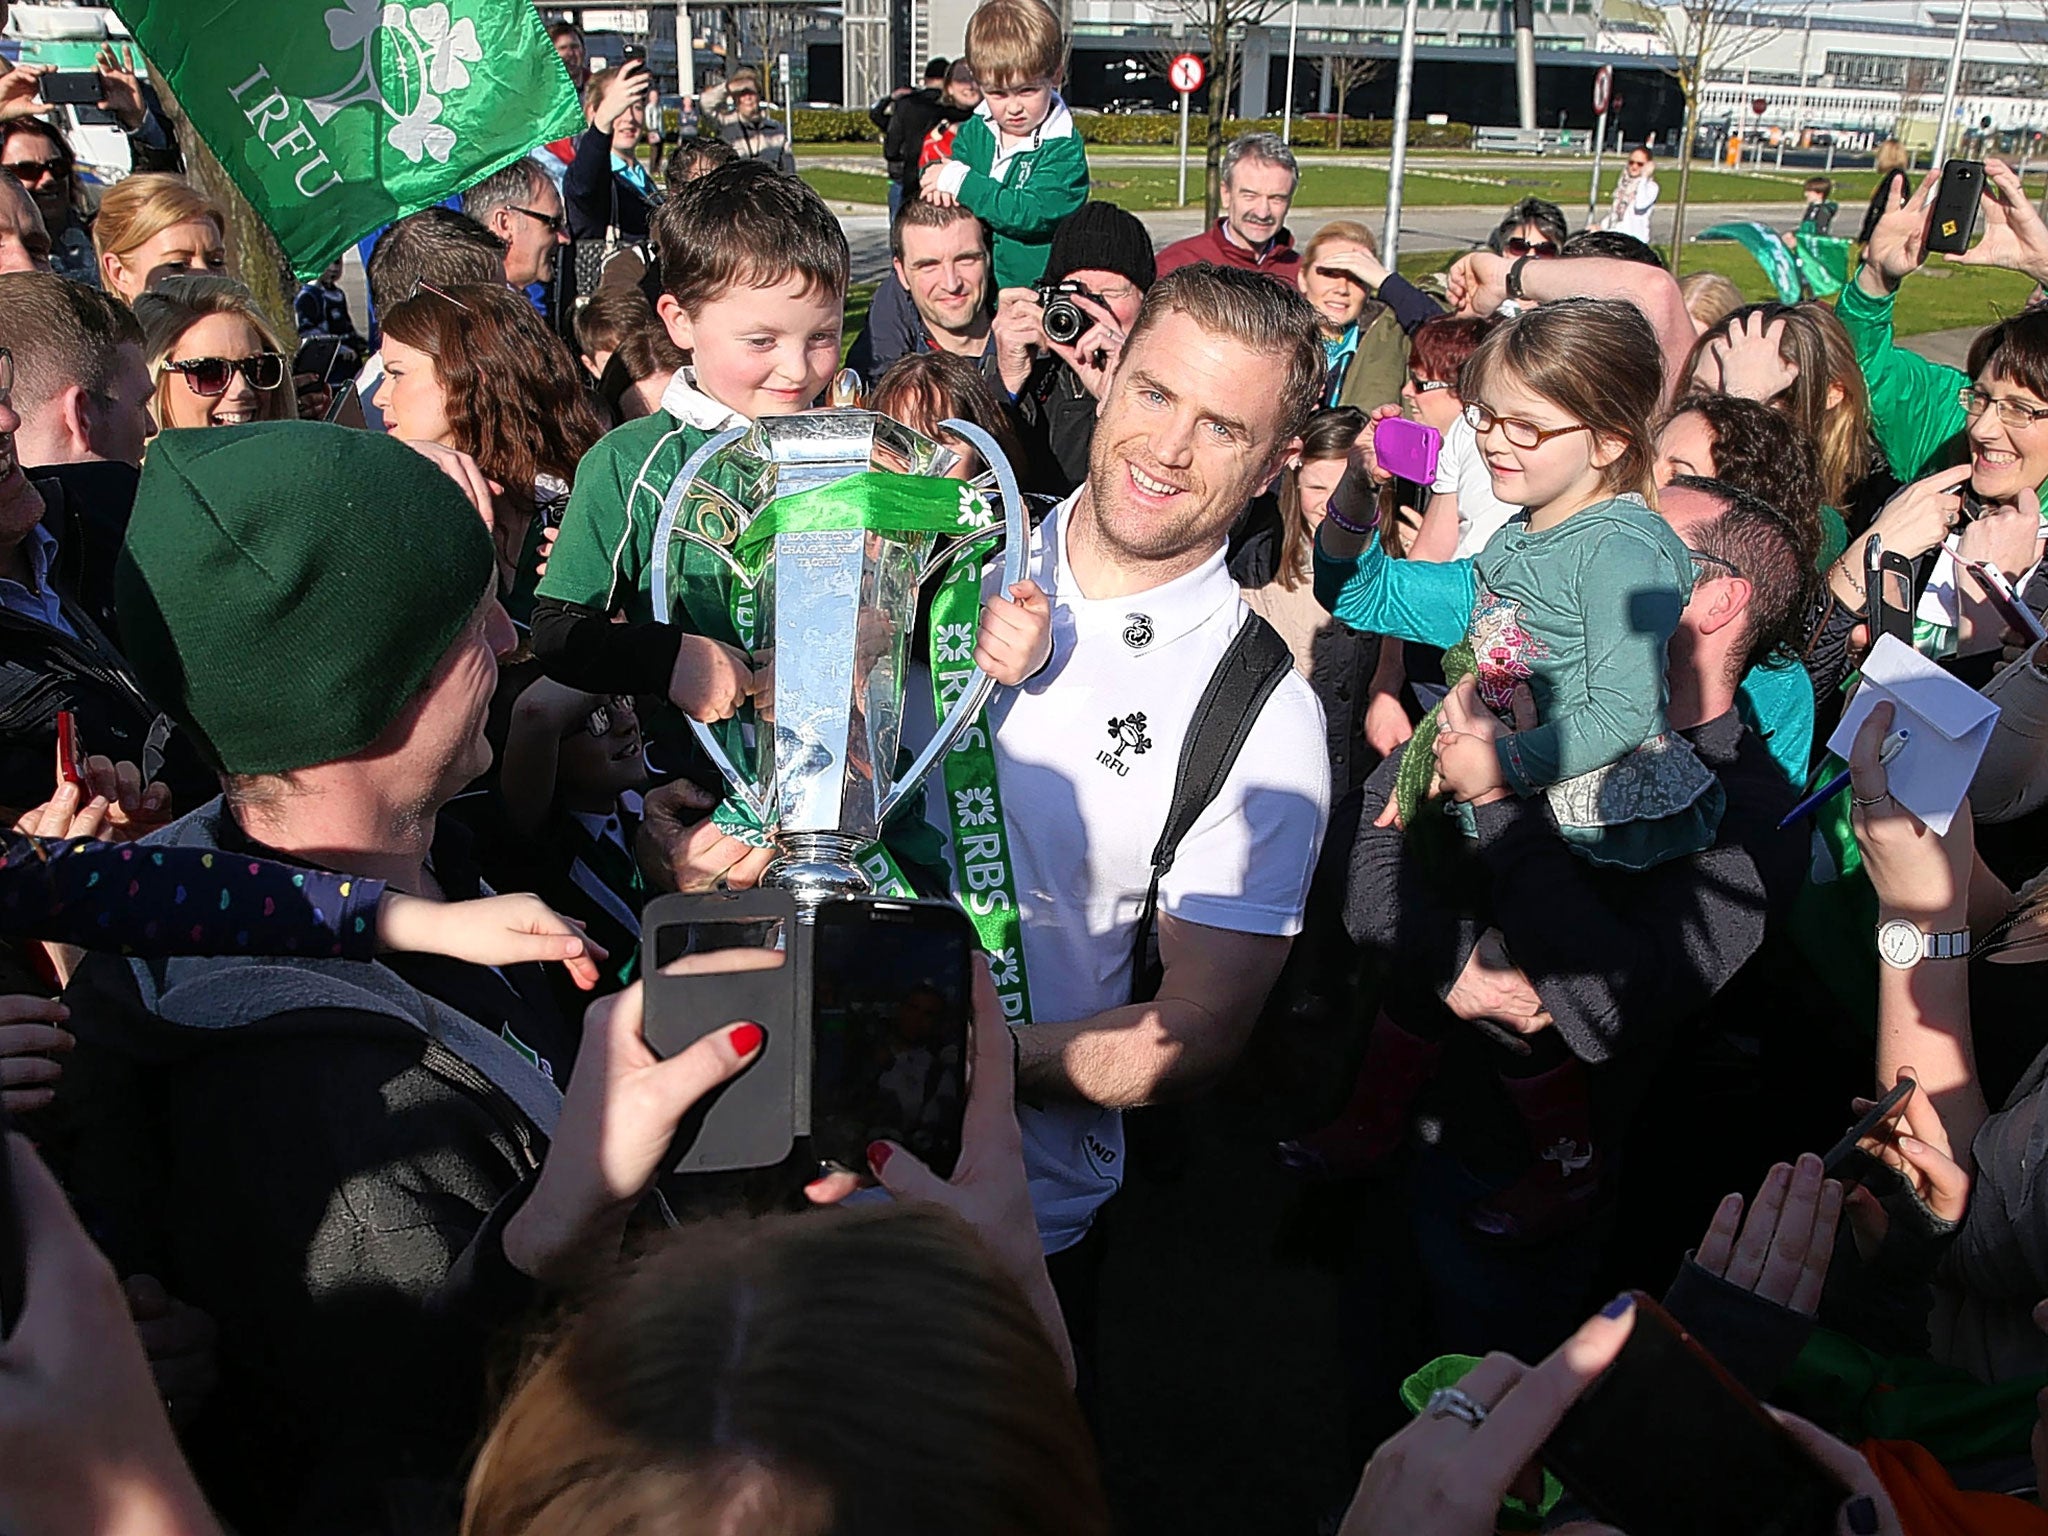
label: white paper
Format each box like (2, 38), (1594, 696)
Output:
(1825, 633), (1999, 836)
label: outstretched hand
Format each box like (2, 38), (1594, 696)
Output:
(1694, 1153), (1843, 1317)
(1861, 169), (1938, 293)
(500, 955), (770, 1282)
(375, 892), (606, 989)
(975, 580), (1053, 685)
(1948, 158), (2048, 286)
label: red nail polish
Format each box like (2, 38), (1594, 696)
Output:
(728, 1022), (764, 1057)
(867, 1140), (892, 1173)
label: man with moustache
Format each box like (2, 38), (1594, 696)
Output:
(917, 262), (1331, 1391)
(1155, 132), (1303, 287)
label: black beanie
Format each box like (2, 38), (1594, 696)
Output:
(1044, 201), (1157, 293)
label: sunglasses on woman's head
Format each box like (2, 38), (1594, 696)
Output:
(164, 353), (286, 397)
(1503, 237), (1559, 259)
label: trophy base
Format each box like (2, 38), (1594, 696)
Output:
(761, 832), (873, 916)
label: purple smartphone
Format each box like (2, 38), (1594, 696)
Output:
(1374, 416), (1442, 485)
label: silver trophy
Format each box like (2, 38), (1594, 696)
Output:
(650, 409), (1027, 911)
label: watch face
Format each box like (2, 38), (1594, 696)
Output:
(1878, 919), (1922, 969)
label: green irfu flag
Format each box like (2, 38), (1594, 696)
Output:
(107, 0), (584, 277)
(1696, 220), (1804, 305)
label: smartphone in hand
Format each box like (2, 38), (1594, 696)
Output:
(1865, 534), (1915, 648)
(1926, 158), (1986, 255)
(1372, 416), (1442, 485)
(36, 71), (103, 106)
(1544, 1292), (1850, 1536)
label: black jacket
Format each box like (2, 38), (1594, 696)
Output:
(881, 87), (969, 190)
(56, 805), (571, 1534)
(565, 124), (655, 242)
(1345, 708), (1804, 1066)
(1008, 353), (1097, 498)
(0, 465), (213, 813)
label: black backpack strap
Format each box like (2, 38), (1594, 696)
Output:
(1128, 613), (1295, 1004)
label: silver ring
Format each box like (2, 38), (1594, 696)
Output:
(1852, 790), (1889, 809)
(1424, 1386), (1489, 1425)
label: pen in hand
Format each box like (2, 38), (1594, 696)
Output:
(1778, 728), (1910, 831)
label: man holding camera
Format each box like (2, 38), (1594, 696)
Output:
(994, 199), (1154, 496)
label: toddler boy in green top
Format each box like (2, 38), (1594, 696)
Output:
(918, 0), (1088, 289)
(529, 160), (1051, 868)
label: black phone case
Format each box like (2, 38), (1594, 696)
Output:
(1927, 159), (1985, 254)
(1544, 1294), (1848, 1536)
(37, 72), (101, 106)
(1866, 540), (1915, 647)
(641, 889), (806, 1173)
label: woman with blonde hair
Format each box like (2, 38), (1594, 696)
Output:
(1687, 301), (1871, 526)
(1678, 270), (1745, 335)
(135, 274), (297, 431)
(93, 173), (228, 302)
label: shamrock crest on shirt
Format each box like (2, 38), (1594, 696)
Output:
(1107, 713), (1152, 757)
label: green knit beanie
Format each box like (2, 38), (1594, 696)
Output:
(115, 422), (497, 776)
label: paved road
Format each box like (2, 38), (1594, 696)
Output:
(834, 200), (1816, 283)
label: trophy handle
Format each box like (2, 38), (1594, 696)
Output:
(650, 424), (774, 826)
(876, 417), (1030, 825)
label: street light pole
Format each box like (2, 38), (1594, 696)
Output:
(1282, 0), (1299, 143)
(1383, 0), (1419, 264)
(1932, 0), (1975, 167)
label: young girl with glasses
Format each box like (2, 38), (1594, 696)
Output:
(135, 275), (297, 431)
(1292, 300), (1725, 1237)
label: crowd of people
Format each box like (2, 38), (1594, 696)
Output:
(7, 1), (2048, 1531)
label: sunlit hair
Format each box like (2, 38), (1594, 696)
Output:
(91, 171), (224, 267)
(1300, 218), (1375, 268)
(379, 282), (605, 574)
(1461, 297), (1662, 500)
(463, 1205), (1108, 1536)
(1276, 406), (1365, 590)
(1686, 301), (1870, 508)
(1968, 304), (2048, 404)
(135, 274), (295, 427)
(1678, 271), (1744, 334)
(869, 349), (1021, 476)
(654, 159), (849, 316)
(1408, 312), (1492, 388)
(1123, 263), (1325, 442)
(965, 0), (1063, 86)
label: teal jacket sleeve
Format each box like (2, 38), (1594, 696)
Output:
(1311, 527), (1474, 647)
(1837, 273), (1970, 483)
(956, 133), (1088, 239)
(1495, 527), (1684, 792)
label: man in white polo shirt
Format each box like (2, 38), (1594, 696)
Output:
(929, 264), (1331, 1378)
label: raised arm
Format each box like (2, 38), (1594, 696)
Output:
(1446, 250), (1694, 404)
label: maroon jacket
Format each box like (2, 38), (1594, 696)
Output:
(1154, 220), (1302, 285)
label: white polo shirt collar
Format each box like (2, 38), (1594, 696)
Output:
(1043, 490), (1239, 655)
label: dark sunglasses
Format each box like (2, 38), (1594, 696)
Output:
(2, 158), (67, 184)
(1503, 237), (1560, 259)
(510, 204), (566, 235)
(164, 352), (286, 397)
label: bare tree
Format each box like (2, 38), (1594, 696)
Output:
(1151, 0), (1289, 218)
(1324, 54), (1383, 149)
(1652, 0), (1806, 272)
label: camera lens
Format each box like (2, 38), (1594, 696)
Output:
(1042, 298), (1084, 346)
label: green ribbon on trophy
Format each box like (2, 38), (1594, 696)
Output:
(696, 471), (1038, 1014)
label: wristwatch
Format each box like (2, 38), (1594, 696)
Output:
(1506, 253), (1534, 301)
(1876, 918), (1971, 970)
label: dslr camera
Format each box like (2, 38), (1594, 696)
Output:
(1034, 280), (1095, 347)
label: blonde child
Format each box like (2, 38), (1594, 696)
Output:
(918, 0), (1088, 289)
